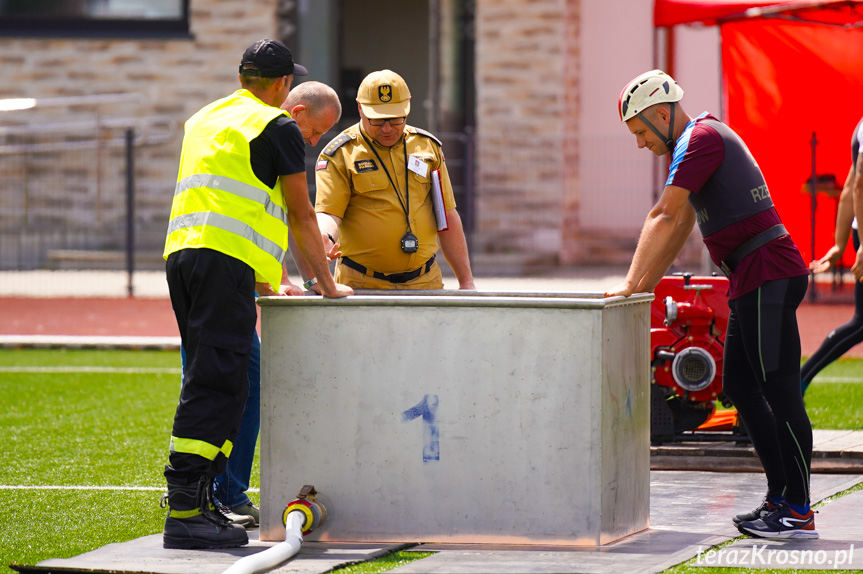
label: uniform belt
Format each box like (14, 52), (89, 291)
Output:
(341, 255), (436, 284)
(719, 224), (788, 277)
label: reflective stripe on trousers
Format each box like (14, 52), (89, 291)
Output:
(170, 436), (234, 461)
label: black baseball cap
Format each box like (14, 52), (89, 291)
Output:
(239, 39), (308, 78)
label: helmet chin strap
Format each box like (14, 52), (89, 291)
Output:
(637, 103), (676, 152)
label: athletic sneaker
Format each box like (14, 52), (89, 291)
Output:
(216, 503), (256, 529)
(737, 502), (819, 539)
(732, 497), (780, 525)
(232, 502), (260, 526)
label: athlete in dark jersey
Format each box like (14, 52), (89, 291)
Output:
(801, 117), (863, 394)
(667, 113), (808, 299)
(609, 70), (817, 540)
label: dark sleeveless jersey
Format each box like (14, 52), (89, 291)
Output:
(667, 113), (807, 299)
(851, 117), (863, 231)
(853, 116), (863, 167)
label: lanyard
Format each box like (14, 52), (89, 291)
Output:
(360, 131), (411, 233)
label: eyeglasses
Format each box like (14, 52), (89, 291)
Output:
(367, 117), (406, 127)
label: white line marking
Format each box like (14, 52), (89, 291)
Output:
(0, 366), (181, 374)
(0, 485), (164, 491)
(812, 377), (863, 384)
(0, 485), (260, 493)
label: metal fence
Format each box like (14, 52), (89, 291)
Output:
(0, 118), (658, 296)
(0, 95), (178, 296)
(1, 108), (851, 301)
(0, 102), (479, 297)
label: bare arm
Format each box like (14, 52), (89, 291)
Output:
(281, 172), (352, 298)
(288, 212), (343, 294)
(605, 184), (693, 297)
(316, 212), (341, 242)
(851, 154), (863, 281)
(438, 209), (475, 290)
(812, 164), (855, 274)
(255, 264), (303, 296)
(635, 200), (697, 293)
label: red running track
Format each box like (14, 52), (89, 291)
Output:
(0, 297), (861, 358)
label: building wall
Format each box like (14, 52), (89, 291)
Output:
(474, 0), (579, 268)
(0, 0), (282, 268)
(570, 0), (657, 265)
(473, 0), (719, 268)
(0, 0), (723, 272)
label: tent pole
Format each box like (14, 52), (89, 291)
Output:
(718, 26), (725, 122)
(652, 27), (662, 205)
(810, 132), (818, 303)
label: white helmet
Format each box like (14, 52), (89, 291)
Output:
(618, 69), (684, 122)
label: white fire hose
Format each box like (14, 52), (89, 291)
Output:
(221, 510), (305, 574)
(221, 485), (326, 574)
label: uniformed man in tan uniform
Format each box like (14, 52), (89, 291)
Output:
(304, 69), (475, 290)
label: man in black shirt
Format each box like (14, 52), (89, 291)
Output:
(183, 80), (345, 534)
(163, 39), (351, 550)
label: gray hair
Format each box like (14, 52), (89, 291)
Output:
(282, 81), (342, 121)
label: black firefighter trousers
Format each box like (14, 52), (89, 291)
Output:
(165, 247), (257, 485)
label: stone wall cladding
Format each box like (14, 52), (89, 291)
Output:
(0, 0), (281, 269)
(475, 0), (580, 263)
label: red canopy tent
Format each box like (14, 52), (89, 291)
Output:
(654, 0), (863, 267)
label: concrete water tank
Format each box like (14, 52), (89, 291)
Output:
(258, 291), (652, 546)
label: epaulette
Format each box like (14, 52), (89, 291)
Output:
(321, 133), (353, 157)
(411, 127), (442, 147)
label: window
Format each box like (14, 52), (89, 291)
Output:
(0, 0), (189, 37)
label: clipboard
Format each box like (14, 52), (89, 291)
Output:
(431, 169), (449, 231)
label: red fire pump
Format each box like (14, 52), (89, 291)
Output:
(650, 272), (747, 443)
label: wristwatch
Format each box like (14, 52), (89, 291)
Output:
(303, 277), (318, 291)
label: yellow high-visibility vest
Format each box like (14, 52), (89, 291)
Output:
(164, 89), (290, 288)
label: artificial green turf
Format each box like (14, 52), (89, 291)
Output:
(1, 349), (181, 572)
(1, 490), (165, 571)
(0, 348), (180, 368)
(803, 357), (863, 430)
(334, 550), (436, 574)
(4, 371), (177, 486)
(666, 562), (863, 573)
(1, 349), (861, 574)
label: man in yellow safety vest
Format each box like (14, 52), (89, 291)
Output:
(162, 39), (352, 549)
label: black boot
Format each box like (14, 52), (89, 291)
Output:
(162, 476), (248, 549)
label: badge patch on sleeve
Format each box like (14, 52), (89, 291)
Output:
(316, 160), (328, 171)
(354, 159), (378, 173)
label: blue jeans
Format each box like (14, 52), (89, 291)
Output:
(180, 329), (260, 509)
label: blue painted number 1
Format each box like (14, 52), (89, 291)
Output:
(402, 394), (440, 462)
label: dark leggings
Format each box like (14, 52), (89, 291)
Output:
(801, 231), (863, 394)
(723, 275), (812, 506)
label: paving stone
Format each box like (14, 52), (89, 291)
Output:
(694, 488), (863, 570)
(21, 472), (862, 574)
(24, 536), (407, 574)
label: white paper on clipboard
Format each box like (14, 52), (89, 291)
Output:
(431, 169), (449, 231)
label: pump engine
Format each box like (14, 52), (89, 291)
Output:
(650, 272), (738, 442)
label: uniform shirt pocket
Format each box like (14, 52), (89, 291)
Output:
(410, 154), (434, 184)
(411, 170), (430, 185)
(352, 171), (391, 194)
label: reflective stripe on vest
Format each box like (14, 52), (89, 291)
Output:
(174, 173), (287, 224)
(170, 436), (234, 461)
(164, 90), (290, 287)
(166, 211), (285, 264)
